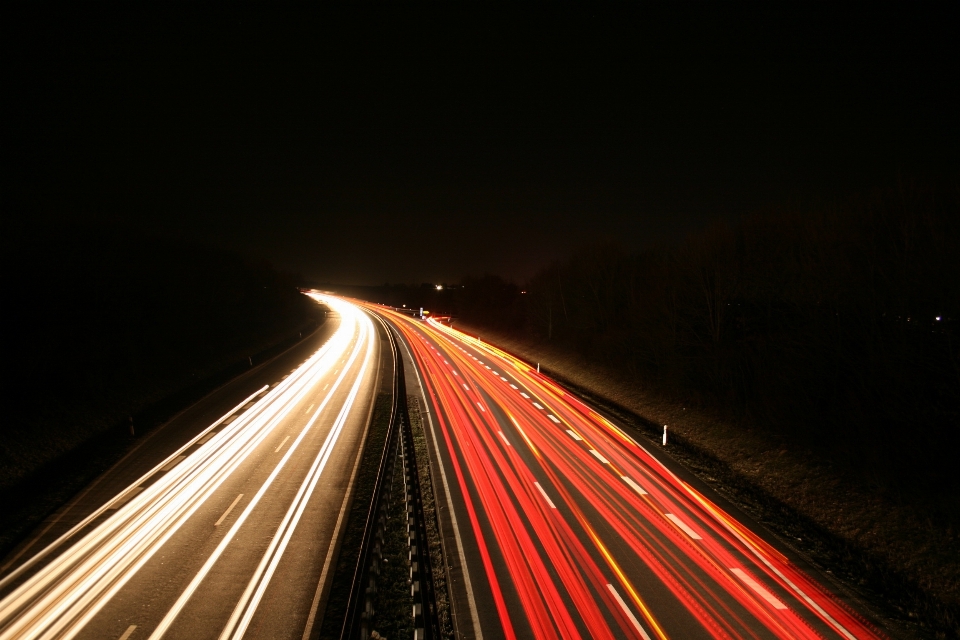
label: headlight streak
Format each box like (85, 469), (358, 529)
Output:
(217, 310), (374, 640)
(146, 298), (370, 640)
(367, 307), (884, 640)
(0, 385), (269, 595)
(0, 296), (367, 640)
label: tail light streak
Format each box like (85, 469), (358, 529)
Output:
(364, 308), (884, 640)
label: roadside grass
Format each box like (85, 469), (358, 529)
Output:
(457, 322), (960, 639)
(0, 314), (323, 562)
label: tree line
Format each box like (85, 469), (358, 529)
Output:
(458, 181), (960, 496)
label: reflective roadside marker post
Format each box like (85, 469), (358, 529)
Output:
(663, 425), (668, 446)
(537, 363), (540, 373)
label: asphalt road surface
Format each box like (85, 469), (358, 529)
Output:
(373, 305), (889, 640)
(0, 295), (385, 640)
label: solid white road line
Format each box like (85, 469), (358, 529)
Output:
(730, 568), (787, 610)
(665, 513), (702, 540)
(606, 584), (652, 640)
(214, 495), (244, 527)
(534, 482), (557, 509)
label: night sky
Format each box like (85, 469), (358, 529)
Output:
(4, 5), (957, 285)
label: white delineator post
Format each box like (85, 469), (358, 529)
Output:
(662, 425), (668, 446)
(537, 363), (540, 373)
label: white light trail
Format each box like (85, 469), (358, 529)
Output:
(0, 296), (372, 640)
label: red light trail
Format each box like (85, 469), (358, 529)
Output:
(366, 302), (884, 639)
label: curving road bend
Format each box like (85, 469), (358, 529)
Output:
(0, 295), (382, 640)
(373, 305), (887, 640)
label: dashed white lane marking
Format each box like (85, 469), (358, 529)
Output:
(500, 377), (508, 382)
(484, 365), (491, 370)
(274, 435), (291, 453)
(566, 429), (582, 441)
(589, 449), (610, 464)
(547, 414), (561, 424)
(118, 625), (138, 640)
(498, 431), (511, 446)
(198, 431), (217, 444)
(622, 476), (648, 495)
(305, 403), (315, 414)
(520, 392), (530, 398)
(444, 360), (449, 364)
(731, 568), (788, 609)
(665, 513), (703, 539)
(534, 482), (557, 509)
(463, 383), (470, 391)
(215, 494), (244, 527)
(477, 402), (486, 412)
(322, 384), (329, 391)
(509, 384), (518, 389)
(492, 370), (500, 375)
(108, 487), (144, 510)
(453, 371), (459, 376)
(606, 584), (653, 640)
(533, 402), (544, 410)
(161, 456), (186, 472)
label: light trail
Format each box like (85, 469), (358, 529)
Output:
(0, 295), (377, 640)
(364, 304), (885, 639)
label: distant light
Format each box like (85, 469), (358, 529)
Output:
(402, 304), (406, 307)
(936, 316), (942, 321)
(521, 291), (527, 294)
(436, 285), (443, 291)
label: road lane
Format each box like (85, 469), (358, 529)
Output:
(373, 305), (886, 640)
(0, 295), (382, 640)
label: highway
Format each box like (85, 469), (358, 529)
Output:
(0, 295), (383, 640)
(373, 305), (886, 640)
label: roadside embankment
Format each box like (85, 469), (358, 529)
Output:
(454, 321), (960, 639)
(0, 227), (322, 555)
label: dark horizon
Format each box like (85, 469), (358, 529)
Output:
(4, 5), (958, 285)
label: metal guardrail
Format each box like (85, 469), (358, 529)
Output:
(340, 315), (440, 640)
